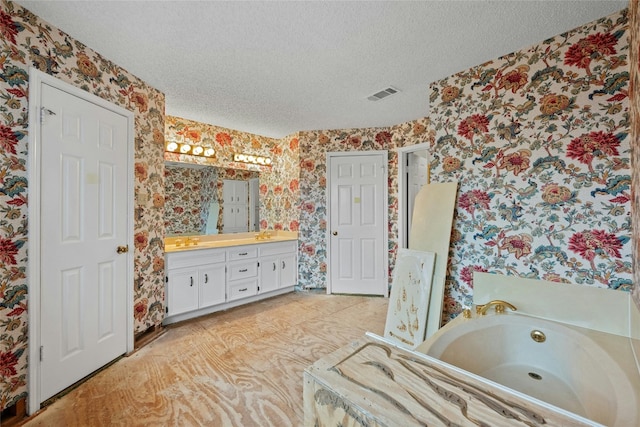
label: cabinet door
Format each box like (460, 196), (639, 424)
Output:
(167, 268), (199, 316)
(280, 253), (297, 288)
(199, 263), (226, 308)
(259, 255), (279, 294)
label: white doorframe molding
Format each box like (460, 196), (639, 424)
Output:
(396, 143), (430, 250)
(325, 150), (389, 296)
(27, 68), (135, 414)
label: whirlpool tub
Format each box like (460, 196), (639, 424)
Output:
(415, 310), (640, 426)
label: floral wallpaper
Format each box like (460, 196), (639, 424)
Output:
(165, 116), (299, 232)
(0, 0), (166, 411)
(164, 164), (258, 235)
(428, 8), (632, 321)
(1, 0), (635, 416)
(296, 118), (432, 290)
(164, 165), (217, 234)
(630, 0), (640, 310)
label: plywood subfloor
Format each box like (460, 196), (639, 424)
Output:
(23, 292), (388, 426)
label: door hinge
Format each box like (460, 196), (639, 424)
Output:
(165, 306), (168, 314)
(257, 261), (260, 267)
(258, 285), (260, 292)
(40, 345), (44, 361)
(40, 106), (56, 124)
(165, 276), (168, 283)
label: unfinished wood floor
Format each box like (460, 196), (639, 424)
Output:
(23, 291), (388, 427)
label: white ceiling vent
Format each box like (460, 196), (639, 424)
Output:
(367, 87), (399, 101)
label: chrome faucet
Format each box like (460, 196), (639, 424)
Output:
(475, 300), (517, 315)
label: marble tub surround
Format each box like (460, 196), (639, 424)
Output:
(304, 333), (600, 427)
(164, 230), (298, 252)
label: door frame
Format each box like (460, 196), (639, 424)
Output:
(325, 150), (389, 296)
(396, 143), (430, 250)
(27, 68), (135, 414)
(249, 177), (259, 232)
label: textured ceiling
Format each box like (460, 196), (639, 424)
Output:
(16, 1), (628, 138)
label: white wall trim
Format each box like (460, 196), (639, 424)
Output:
(325, 150), (389, 296)
(27, 68), (135, 414)
(396, 142), (430, 250)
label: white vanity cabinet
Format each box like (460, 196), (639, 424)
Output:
(259, 241), (298, 294)
(164, 239), (298, 324)
(165, 248), (226, 317)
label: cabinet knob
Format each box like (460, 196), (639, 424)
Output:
(204, 274), (208, 283)
(190, 277), (193, 287)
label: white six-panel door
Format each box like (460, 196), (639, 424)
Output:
(38, 82), (129, 401)
(328, 152), (388, 296)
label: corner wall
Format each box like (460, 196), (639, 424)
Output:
(0, 1), (165, 411)
(296, 118), (431, 289)
(629, 0), (640, 310)
(165, 116), (300, 231)
(428, 8), (632, 321)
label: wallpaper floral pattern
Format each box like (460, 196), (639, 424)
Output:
(0, 1), (165, 411)
(165, 116), (300, 232)
(428, 9), (632, 321)
(164, 164), (258, 235)
(296, 118), (432, 289)
(630, 0), (640, 310)
(1, 0), (636, 416)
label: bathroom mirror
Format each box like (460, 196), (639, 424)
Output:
(164, 161), (260, 235)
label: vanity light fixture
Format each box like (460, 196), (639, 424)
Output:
(233, 152), (272, 166)
(165, 139), (215, 158)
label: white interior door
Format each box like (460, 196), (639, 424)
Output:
(396, 143), (430, 250)
(328, 152), (388, 296)
(38, 82), (130, 401)
(223, 180), (248, 233)
(407, 151), (429, 245)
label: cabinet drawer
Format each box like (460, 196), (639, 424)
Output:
(258, 241), (297, 257)
(228, 246), (258, 260)
(228, 279), (257, 301)
(167, 248), (226, 269)
(228, 260), (258, 281)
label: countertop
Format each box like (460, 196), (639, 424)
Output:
(164, 231), (298, 253)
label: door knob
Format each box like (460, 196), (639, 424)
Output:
(332, 231), (338, 236)
(116, 245), (129, 254)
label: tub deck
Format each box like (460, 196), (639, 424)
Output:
(304, 333), (600, 427)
